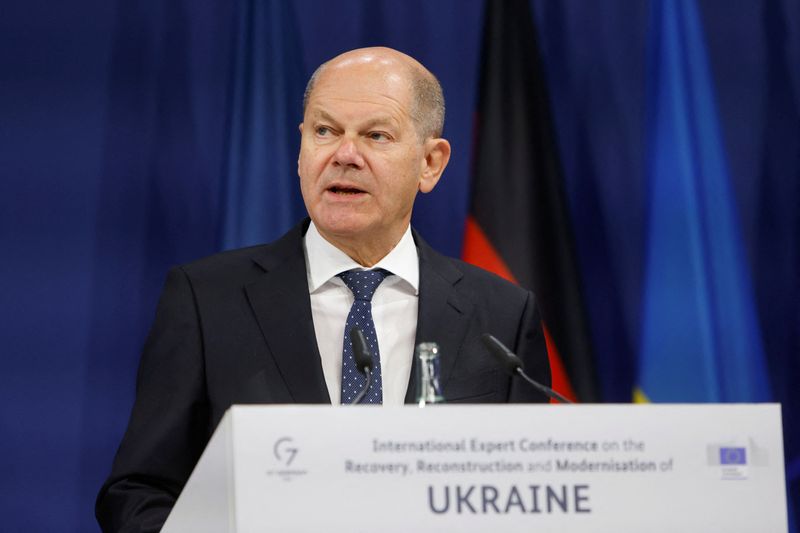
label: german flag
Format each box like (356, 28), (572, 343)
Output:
(463, 0), (599, 402)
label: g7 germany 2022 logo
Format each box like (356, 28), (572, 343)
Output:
(267, 436), (307, 481)
(273, 437), (298, 467)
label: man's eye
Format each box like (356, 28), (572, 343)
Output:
(368, 132), (389, 142)
(315, 126), (330, 136)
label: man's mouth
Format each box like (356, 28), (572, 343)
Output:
(328, 185), (365, 195)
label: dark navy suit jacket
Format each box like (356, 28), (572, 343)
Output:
(96, 219), (550, 532)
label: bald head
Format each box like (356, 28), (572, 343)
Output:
(303, 47), (445, 140)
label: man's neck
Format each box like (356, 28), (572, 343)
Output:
(315, 226), (407, 267)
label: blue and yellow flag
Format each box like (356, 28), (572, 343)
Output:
(637, 0), (770, 403)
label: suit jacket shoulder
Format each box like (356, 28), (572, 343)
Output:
(411, 231), (550, 404)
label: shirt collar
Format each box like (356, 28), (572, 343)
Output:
(303, 221), (419, 295)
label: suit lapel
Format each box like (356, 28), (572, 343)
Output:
(405, 233), (474, 403)
(244, 222), (330, 404)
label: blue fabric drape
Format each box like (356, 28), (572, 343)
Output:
(219, 0), (307, 249)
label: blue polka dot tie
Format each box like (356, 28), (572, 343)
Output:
(338, 269), (389, 404)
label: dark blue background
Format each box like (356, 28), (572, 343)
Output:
(1, 1), (797, 531)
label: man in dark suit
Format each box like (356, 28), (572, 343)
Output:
(97, 47), (550, 533)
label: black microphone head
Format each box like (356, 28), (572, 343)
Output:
(349, 328), (373, 373)
(481, 333), (524, 375)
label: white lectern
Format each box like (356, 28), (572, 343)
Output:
(162, 404), (787, 532)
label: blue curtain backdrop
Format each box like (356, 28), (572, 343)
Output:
(1, 1), (798, 531)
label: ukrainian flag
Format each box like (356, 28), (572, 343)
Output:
(636, 0), (770, 404)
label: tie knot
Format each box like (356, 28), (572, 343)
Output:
(338, 269), (389, 302)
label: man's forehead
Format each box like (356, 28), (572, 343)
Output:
(318, 61), (409, 92)
(307, 66), (412, 110)
(309, 48), (416, 98)
(301, 47), (431, 131)
(306, 107), (401, 128)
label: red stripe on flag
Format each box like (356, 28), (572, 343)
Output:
(463, 215), (577, 403)
(462, 216), (517, 283)
(542, 325), (577, 403)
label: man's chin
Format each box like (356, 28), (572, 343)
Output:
(313, 217), (375, 242)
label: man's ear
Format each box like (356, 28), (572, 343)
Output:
(297, 123), (304, 174)
(419, 138), (451, 194)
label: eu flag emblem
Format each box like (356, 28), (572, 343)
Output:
(720, 447), (747, 465)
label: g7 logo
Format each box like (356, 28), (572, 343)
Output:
(273, 437), (298, 467)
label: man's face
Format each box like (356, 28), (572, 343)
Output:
(298, 59), (435, 251)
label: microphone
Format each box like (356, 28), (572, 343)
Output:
(349, 328), (373, 404)
(481, 333), (572, 404)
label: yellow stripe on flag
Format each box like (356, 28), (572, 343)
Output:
(633, 388), (650, 403)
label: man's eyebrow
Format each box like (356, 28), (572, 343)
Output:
(309, 110), (340, 124)
(360, 117), (398, 130)
(308, 110), (398, 131)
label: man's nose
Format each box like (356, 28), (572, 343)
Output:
(332, 137), (365, 169)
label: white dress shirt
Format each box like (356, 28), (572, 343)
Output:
(303, 222), (419, 405)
